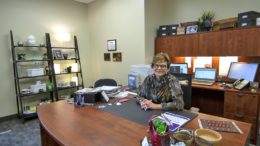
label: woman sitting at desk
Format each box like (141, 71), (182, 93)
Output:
(137, 53), (184, 111)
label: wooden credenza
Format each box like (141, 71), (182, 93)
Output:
(156, 26), (260, 57)
(224, 91), (259, 144)
(192, 84), (260, 144)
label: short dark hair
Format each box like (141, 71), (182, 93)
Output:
(151, 53), (171, 69)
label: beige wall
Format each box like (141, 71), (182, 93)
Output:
(145, 0), (164, 64)
(87, 0), (145, 86)
(0, 0), (90, 117)
(163, 0), (260, 25)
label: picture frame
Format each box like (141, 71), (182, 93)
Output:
(107, 39), (117, 51)
(54, 50), (62, 59)
(186, 25), (198, 34)
(112, 52), (122, 62)
(104, 53), (111, 61)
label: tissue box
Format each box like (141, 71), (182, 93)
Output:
(30, 83), (46, 93)
(27, 68), (44, 77)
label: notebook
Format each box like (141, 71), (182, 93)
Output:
(192, 68), (216, 86)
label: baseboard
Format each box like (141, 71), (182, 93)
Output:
(0, 114), (18, 122)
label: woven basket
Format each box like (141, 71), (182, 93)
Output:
(172, 131), (194, 146)
(195, 129), (222, 146)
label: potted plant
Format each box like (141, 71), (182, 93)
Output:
(17, 53), (26, 60)
(199, 11), (215, 31)
(42, 53), (48, 60)
(149, 115), (170, 146)
(67, 66), (72, 73)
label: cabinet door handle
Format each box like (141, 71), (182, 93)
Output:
(236, 93), (244, 97)
(235, 114), (243, 118)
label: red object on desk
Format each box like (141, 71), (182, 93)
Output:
(119, 99), (129, 103)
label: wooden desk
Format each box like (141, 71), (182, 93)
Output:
(191, 83), (260, 144)
(38, 100), (251, 146)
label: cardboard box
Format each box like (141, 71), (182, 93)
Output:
(27, 68), (44, 77)
(30, 83), (46, 93)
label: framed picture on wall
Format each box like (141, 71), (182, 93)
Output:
(107, 39), (117, 51)
(104, 53), (111, 61)
(112, 52), (122, 62)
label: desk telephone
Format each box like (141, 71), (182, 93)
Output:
(233, 78), (249, 90)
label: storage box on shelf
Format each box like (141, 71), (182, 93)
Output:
(238, 11), (260, 27)
(158, 24), (179, 37)
(213, 17), (238, 31)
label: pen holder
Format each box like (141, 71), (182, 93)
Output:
(148, 115), (170, 146)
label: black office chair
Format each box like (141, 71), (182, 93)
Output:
(94, 79), (117, 88)
(171, 73), (192, 110)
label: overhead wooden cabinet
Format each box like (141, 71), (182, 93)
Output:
(156, 36), (169, 54)
(199, 31), (227, 56)
(156, 26), (260, 56)
(174, 34), (199, 56)
(227, 27), (260, 56)
(156, 34), (199, 57)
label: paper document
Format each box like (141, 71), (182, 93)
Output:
(162, 112), (190, 132)
(75, 88), (101, 93)
(114, 91), (137, 98)
(97, 86), (120, 91)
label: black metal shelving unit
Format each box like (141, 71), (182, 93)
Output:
(47, 34), (84, 101)
(10, 30), (55, 121)
(10, 31), (85, 120)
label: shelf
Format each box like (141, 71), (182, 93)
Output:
(16, 59), (50, 62)
(20, 91), (51, 97)
(55, 72), (81, 75)
(52, 47), (75, 49)
(18, 74), (52, 79)
(23, 112), (37, 119)
(14, 45), (46, 48)
(54, 58), (79, 61)
(57, 85), (83, 91)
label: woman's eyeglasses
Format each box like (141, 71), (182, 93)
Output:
(154, 64), (167, 69)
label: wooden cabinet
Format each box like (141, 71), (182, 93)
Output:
(224, 91), (259, 144)
(199, 31), (227, 56)
(156, 34), (199, 57)
(227, 27), (260, 56)
(156, 26), (260, 56)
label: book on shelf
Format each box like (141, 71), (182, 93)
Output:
(198, 119), (243, 134)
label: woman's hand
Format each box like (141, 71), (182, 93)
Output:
(140, 99), (162, 110)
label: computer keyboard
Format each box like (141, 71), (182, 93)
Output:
(192, 79), (215, 86)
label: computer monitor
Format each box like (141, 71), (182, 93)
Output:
(170, 63), (188, 74)
(227, 62), (258, 82)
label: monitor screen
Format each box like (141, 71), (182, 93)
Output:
(170, 63), (188, 74)
(194, 68), (216, 80)
(227, 62), (258, 82)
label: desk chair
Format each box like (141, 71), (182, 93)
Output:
(171, 73), (192, 110)
(94, 79), (117, 88)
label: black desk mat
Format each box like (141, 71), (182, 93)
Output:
(100, 98), (198, 126)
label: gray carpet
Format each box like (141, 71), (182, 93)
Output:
(0, 118), (41, 146)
